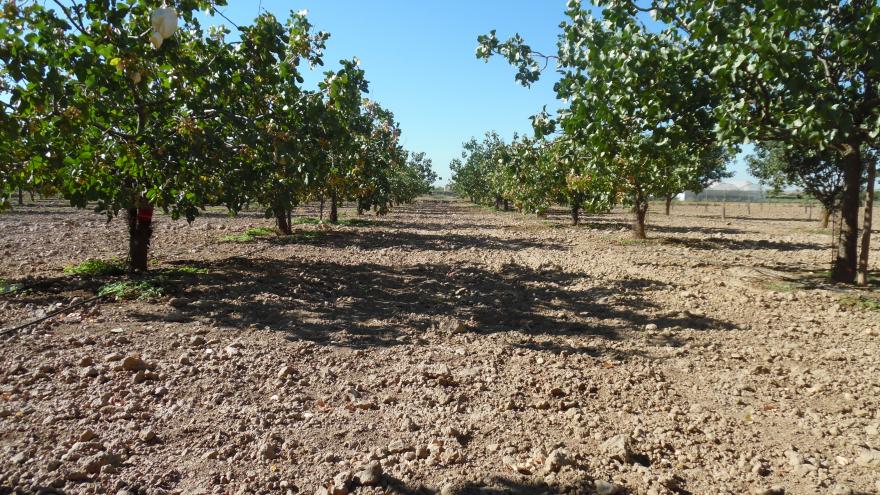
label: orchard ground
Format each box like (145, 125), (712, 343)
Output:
(1, 196), (879, 495)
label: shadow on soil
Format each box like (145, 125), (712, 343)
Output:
(309, 229), (566, 252)
(115, 249), (736, 355)
(385, 476), (597, 495)
(661, 236), (824, 251)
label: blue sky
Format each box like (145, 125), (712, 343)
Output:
(205, 1), (754, 185)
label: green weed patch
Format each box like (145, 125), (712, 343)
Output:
(64, 258), (126, 276)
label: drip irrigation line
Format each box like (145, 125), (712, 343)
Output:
(0, 293), (107, 337)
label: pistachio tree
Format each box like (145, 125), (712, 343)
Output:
(595, 0), (880, 282)
(215, 11), (329, 234)
(449, 132), (510, 209)
(478, 3), (721, 238)
(1, 0), (234, 271)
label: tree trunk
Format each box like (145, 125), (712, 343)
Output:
(857, 156), (876, 285)
(319, 195), (325, 221)
(571, 201), (581, 226)
(665, 196), (672, 215)
(275, 207), (292, 235)
(357, 200), (364, 216)
(494, 196), (502, 210)
(820, 207), (831, 229)
(832, 146), (864, 283)
(17, 188), (23, 206)
(632, 193), (648, 240)
(503, 199), (510, 211)
(329, 190), (339, 224)
(127, 205), (153, 273)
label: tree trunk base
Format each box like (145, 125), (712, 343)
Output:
(127, 207), (153, 273)
(832, 147), (863, 283)
(329, 190), (339, 224)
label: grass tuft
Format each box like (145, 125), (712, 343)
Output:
(221, 226), (276, 243)
(0, 278), (24, 295)
(292, 217), (321, 225)
(99, 280), (164, 301)
(762, 281), (804, 293)
(64, 258), (126, 277)
(170, 265), (209, 275)
(840, 294), (880, 312)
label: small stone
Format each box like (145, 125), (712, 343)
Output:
(139, 428), (157, 443)
(543, 448), (572, 474)
(104, 352), (124, 362)
(79, 429), (96, 442)
(189, 335), (206, 347)
(602, 434), (634, 463)
(66, 470), (89, 482)
(259, 439), (278, 460)
(121, 356), (148, 372)
(436, 316), (466, 334)
(169, 297), (190, 308)
(78, 356), (94, 367)
(855, 448), (880, 467)
(388, 439), (410, 453)
(644, 323), (659, 331)
(331, 471), (351, 495)
(278, 365), (295, 379)
(866, 423), (879, 436)
(594, 480), (625, 495)
(81, 453), (121, 474)
(353, 460), (382, 486)
(751, 487), (785, 495)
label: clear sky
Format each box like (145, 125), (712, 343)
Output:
(205, 1), (754, 185)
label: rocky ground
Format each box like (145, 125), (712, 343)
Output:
(1, 197), (879, 495)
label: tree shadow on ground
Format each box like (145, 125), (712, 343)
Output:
(122, 251), (736, 356)
(711, 215), (820, 223)
(385, 475), (599, 495)
(661, 236), (823, 251)
(567, 217), (746, 236)
(307, 229), (567, 252)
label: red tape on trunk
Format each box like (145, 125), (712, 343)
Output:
(137, 207), (154, 224)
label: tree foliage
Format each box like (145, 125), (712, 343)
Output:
(476, 2), (728, 236)
(0, 1), (435, 271)
(477, 0), (878, 280)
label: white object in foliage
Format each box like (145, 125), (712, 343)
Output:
(149, 30), (164, 49)
(151, 7), (179, 43)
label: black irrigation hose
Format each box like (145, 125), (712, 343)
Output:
(0, 293), (107, 337)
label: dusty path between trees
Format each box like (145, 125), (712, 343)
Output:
(1, 197), (879, 495)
